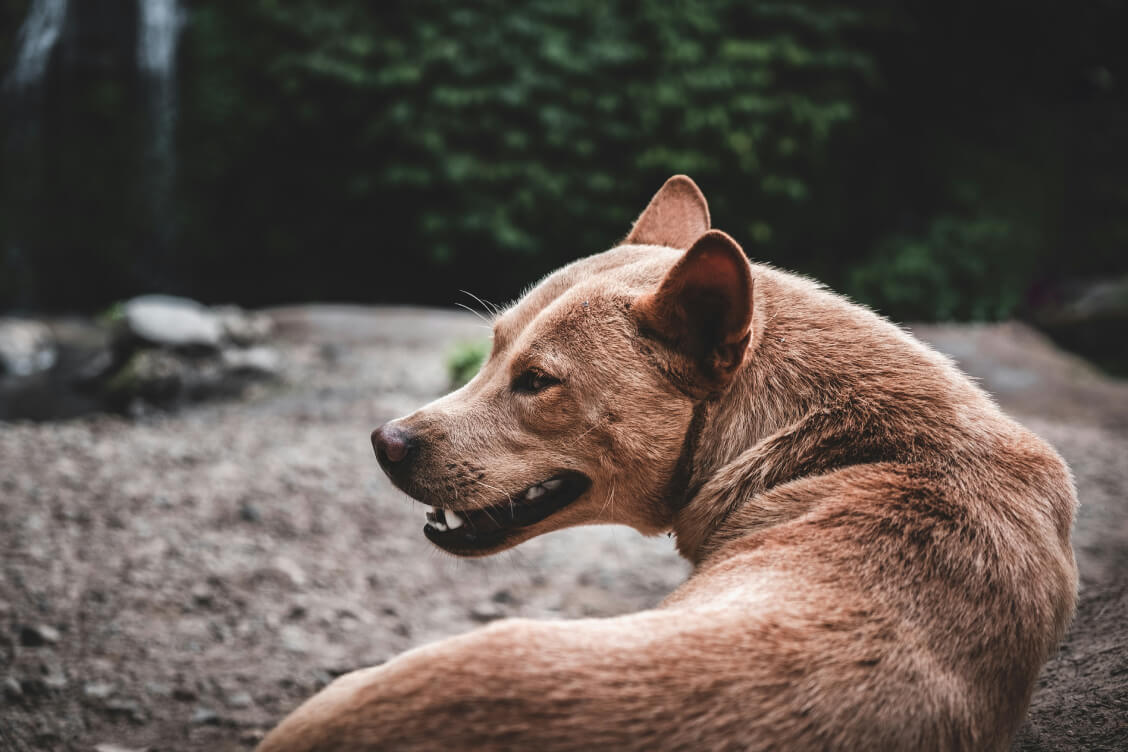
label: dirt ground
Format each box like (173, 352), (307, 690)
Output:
(0, 306), (1125, 751)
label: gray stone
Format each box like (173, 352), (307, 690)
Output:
(221, 346), (281, 376)
(240, 729), (266, 746)
(190, 706), (221, 725)
(224, 690), (253, 709)
(469, 602), (504, 622)
(280, 625), (310, 654)
(83, 681), (115, 701)
(0, 319), (56, 377)
(1040, 275), (1128, 324)
(104, 349), (187, 404)
(239, 501), (263, 523)
(3, 676), (22, 700)
(171, 686), (197, 702)
(18, 623), (60, 647)
(102, 698), (147, 724)
(122, 295), (223, 349)
(18, 677), (48, 696)
(214, 305), (273, 346)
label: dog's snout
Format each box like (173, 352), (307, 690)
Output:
(372, 422), (415, 465)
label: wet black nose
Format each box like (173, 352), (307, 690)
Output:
(372, 422), (416, 465)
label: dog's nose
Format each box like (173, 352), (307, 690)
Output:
(372, 422), (415, 464)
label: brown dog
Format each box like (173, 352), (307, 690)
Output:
(258, 176), (1077, 751)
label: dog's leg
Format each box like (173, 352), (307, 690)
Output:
(258, 612), (749, 752)
(257, 613), (728, 752)
(257, 600), (972, 752)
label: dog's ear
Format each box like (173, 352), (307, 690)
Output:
(633, 230), (753, 392)
(626, 175), (710, 250)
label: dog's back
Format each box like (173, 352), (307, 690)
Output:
(259, 176), (1076, 752)
(664, 263), (1077, 749)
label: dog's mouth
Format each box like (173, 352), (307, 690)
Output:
(421, 471), (591, 554)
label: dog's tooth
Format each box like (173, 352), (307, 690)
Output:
(525, 484), (546, 500)
(444, 509), (465, 530)
(431, 520), (448, 532)
(542, 479), (563, 491)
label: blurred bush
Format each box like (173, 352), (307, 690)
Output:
(2, 0), (1126, 322)
(447, 339), (490, 389)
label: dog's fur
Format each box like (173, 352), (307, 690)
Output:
(259, 176), (1077, 751)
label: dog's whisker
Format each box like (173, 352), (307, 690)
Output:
(459, 289), (504, 319)
(596, 477), (616, 522)
(468, 478), (512, 526)
(454, 302), (494, 330)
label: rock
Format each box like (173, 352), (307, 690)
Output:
(221, 346), (281, 376)
(280, 625), (310, 654)
(239, 501), (263, 523)
(1036, 275), (1128, 324)
(143, 681), (171, 698)
(43, 673), (68, 690)
(102, 698), (148, 724)
(0, 319), (56, 377)
(83, 681), (115, 701)
(224, 690), (253, 709)
(190, 706), (221, 725)
(469, 602), (504, 622)
(271, 556), (307, 588)
(171, 685), (197, 702)
(18, 623), (60, 647)
(18, 677), (48, 696)
(190, 583), (214, 608)
(122, 295), (223, 350)
(71, 347), (115, 385)
(3, 676), (22, 700)
(214, 305), (273, 346)
(240, 729), (267, 746)
(94, 744), (148, 752)
(104, 350), (187, 405)
(1031, 275), (1128, 374)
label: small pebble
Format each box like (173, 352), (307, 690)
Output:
(470, 602), (504, 622)
(191, 706), (221, 725)
(18, 624), (60, 647)
(225, 690), (253, 709)
(3, 676), (22, 700)
(239, 502), (262, 523)
(84, 681), (115, 701)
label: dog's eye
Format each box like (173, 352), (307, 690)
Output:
(512, 369), (561, 394)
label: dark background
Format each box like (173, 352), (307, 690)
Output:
(2, 0), (1126, 325)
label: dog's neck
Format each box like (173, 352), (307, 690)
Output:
(668, 269), (859, 564)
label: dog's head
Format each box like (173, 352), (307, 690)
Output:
(372, 176), (754, 555)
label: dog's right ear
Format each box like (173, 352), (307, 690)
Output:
(632, 230), (753, 394)
(626, 175), (711, 250)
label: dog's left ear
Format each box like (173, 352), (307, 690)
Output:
(633, 230), (753, 392)
(626, 175), (711, 250)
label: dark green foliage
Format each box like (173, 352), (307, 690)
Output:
(177, 0), (875, 307)
(849, 216), (1029, 321)
(2, 0), (1126, 321)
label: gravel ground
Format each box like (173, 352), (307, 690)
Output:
(0, 307), (1124, 751)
